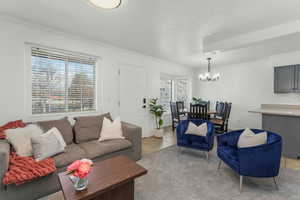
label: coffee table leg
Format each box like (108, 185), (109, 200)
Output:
(94, 180), (134, 200)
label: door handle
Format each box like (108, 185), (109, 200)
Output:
(142, 98), (146, 109)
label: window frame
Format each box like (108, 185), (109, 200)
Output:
(159, 78), (173, 113)
(174, 78), (191, 104)
(159, 73), (192, 114)
(25, 44), (101, 119)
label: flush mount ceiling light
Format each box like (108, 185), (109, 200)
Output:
(88, 0), (121, 9)
(198, 58), (220, 81)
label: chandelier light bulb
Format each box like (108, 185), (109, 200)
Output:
(88, 0), (121, 9)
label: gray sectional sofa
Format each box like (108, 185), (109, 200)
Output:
(0, 114), (142, 200)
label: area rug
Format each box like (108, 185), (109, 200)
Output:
(135, 146), (300, 200)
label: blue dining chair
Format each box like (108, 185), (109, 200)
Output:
(176, 119), (215, 160)
(217, 129), (282, 192)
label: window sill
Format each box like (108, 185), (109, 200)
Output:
(25, 110), (100, 122)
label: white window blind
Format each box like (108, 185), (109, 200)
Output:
(31, 47), (97, 115)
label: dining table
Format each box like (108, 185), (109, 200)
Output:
(208, 110), (217, 115)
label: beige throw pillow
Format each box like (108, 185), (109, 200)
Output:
(5, 124), (44, 157)
(31, 128), (65, 161)
(237, 128), (267, 148)
(45, 127), (67, 148)
(185, 122), (208, 136)
(99, 117), (124, 142)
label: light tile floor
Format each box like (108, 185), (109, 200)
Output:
(142, 126), (176, 155)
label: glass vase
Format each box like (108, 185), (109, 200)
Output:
(73, 176), (88, 191)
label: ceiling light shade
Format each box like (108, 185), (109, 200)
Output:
(88, 0), (121, 9)
(198, 58), (220, 81)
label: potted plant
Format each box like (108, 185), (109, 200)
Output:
(192, 97), (203, 104)
(149, 98), (165, 138)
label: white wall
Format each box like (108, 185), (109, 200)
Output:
(194, 52), (300, 129)
(0, 17), (194, 137)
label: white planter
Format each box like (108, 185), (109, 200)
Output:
(153, 129), (164, 138)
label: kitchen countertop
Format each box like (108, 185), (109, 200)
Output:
(249, 104), (300, 117)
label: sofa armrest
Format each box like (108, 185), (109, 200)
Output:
(238, 140), (282, 177)
(176, 120), (188, 139)
(216, 133), (230, 147)
(121, 122), (142, 161)
(0, 140), (10, 186)
(217, 130), (243, 147)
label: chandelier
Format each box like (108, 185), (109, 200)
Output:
(88, 0), (121, 9)
(198, 58), (220, 81)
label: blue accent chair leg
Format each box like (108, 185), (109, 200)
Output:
(240, 176), (243, 193)
(217, 159), (222, 170)
(273, 177), (279, 190)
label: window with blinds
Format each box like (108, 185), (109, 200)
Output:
(31, 47), (97, 115)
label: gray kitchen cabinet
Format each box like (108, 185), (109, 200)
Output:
(263, 114), (300, 158)
(294, 65), (300, 92)
(274, 65), (295, 93)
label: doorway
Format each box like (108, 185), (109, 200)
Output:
(119, 65), (148, 137)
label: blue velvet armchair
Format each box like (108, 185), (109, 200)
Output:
(176, 119), (214, 160)
(217, 129), (282, 191)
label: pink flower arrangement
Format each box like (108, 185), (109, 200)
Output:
(67, 159), (93, 179)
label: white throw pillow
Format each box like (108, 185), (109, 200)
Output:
(5, 124), (44, 157)
(185, 122), (208, 136)
(99, 117), (124, 142)
(45, 127), (67, 148)
(31, 127), (66, 161)
(237, 128), (267, 148)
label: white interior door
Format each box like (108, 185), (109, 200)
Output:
(119, 65), (148, 137)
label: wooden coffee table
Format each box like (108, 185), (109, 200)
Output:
(58, 156), (147, 200)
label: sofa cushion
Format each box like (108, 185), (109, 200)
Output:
(78, 139), (132, 159)
(188, 134), (207, 144)
(37, 117), (73, 145)
(53, 144), (86, 168)
(74, 113), (112, 143)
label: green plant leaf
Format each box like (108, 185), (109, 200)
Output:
(159, 119), (163, 126)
